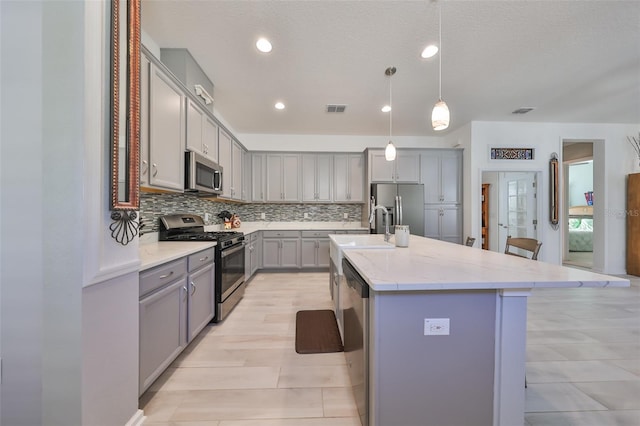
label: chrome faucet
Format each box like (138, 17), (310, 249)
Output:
(370, 204), (391, 242)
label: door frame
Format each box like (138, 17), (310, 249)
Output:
(561, 139), (600, 270)
(479, 169), (543, 255)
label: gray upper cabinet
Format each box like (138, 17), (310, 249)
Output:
(203, 115), (219, 163)
(370, 149), (420, 183)
(302, 154), (332, 202)
(187, 97), (219, 161)
(251, 153), (266, 202)
(333, 153), (364, 202)
(421, 149), (462, 204)
(218, 130), (243, 201)
(148, 63), (185, 191)
(218, 128), (232, 198)
(266, 153), (301, 202)
(140, 53), (150, 187)
(231, 140), (243, 201)
(242, 149), (250, 202)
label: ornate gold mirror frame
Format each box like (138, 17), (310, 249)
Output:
(110, 0), (141, 245)
(549, 153), (559, 230)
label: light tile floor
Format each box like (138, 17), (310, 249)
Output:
(141, 271), (640, 426)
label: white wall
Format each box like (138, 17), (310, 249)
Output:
(568, 161), (593, 207)
(2, 1), (84, 424)
(467, 121), (638, 274)
(1, 2), (141, 425)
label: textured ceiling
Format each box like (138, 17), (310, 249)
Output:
(142, 0), (640, 136)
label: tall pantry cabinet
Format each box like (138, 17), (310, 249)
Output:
(628, 173), (640, 276)
(421, 150), (463, 244)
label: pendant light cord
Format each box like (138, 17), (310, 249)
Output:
(438, 4), (442, 100)
(389, 73), (393, 140)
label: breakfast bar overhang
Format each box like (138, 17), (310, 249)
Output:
(336, 234), (630, 426)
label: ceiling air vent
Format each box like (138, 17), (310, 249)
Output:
(512, 107), (535, 114)
(327, 104), (347, 113)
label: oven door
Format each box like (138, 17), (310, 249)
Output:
(220, 242), (245, 302)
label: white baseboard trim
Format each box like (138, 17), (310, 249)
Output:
(125, 409), (145, 426)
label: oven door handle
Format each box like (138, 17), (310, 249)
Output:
(220, 243), (245, 258)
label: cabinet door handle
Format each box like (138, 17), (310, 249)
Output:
(190, 281), (196, 296)
(141, 160), (148, 174)
(158, 271), (174, 279)
(152, 163), (158, 177)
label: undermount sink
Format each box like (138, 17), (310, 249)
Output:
(329, 234), (394, 274)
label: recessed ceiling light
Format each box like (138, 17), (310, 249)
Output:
(274, 102), (285, 110)
(256, 38), (272, 53)
(381, 105), (391, 113)
(421, 44), (438, 59)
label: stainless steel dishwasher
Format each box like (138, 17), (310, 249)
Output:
(341, 258), (369, 426)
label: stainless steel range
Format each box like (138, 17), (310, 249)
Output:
(159, 214), (245, 322)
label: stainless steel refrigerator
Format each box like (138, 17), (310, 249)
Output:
(370, 183), (425, 236)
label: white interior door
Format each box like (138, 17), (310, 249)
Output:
(497, 172), (538, 253)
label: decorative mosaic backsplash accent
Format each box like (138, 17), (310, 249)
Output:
(140, 193), (363, 234)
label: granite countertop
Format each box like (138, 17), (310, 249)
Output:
(139, 241), (216, 271)
(342, 234), (630, 292)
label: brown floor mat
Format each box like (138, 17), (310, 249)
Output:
(295, 309), (344, 354)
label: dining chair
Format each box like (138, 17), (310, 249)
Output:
(504, 235), (542, 390)
(504, 236), (542, 260)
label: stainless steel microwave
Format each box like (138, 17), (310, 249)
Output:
(185, 151), (223, 195)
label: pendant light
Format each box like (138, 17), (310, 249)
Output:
(432, 3), (450, 131)
(385, 66), (397, 161)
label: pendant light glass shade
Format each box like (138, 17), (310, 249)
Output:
(431, 98), (450, 131)
(385, 140), (396, 161)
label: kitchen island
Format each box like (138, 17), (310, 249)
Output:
(337, 234), (629, 426)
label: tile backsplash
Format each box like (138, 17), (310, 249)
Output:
(140, 193), (363, 234)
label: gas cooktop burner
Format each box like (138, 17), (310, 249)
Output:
(158, 214), (244, 244)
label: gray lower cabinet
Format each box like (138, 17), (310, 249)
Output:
(262, 230), (301, 268)
(139, 248), (215, 396)
(245, 231), (262, 280)
(301, 230), (331, 268)
(259, 229), (368, 270)
(187, 248), (215, 341)
(424, 206), (462, 244)
(139, 258), (188, 395)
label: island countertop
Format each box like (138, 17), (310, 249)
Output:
(342, 234), (630, 291)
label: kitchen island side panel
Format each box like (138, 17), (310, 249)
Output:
(370, 290), (496, 426)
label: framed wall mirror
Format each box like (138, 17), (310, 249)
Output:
(110, 0), (141, 244)
(110, 0), (140, 210)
